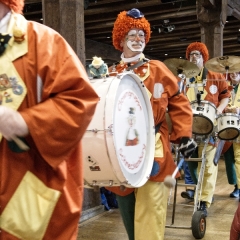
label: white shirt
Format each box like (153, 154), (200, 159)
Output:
(0, 11), (11, 33)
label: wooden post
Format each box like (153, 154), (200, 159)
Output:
(196, 0), (228, 58)
(42, 0), (85, 65)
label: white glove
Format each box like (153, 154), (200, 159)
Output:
(0, 106), (29, 140)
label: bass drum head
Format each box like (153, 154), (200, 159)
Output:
(106, 73), (155, 188)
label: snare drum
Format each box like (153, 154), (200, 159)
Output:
(217, 113), (240, 140)
(82, 73), (155, 188)
(191, 100), (216, 135)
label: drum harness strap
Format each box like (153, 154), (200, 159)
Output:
(111, 58), (150, 72)
(126, 58), (150, 71)
(192, 67), (208, 98)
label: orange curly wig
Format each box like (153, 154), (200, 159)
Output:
(186, 42), (209, 63)
(112, 10), (151, 51)
(0, 0), (24, 14)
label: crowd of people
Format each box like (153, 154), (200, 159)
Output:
(105, 7), (240, 240)
(1, 0), (240, 239)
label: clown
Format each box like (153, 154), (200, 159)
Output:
(221, 71), (240, 200)
(106, 8), (196, 240)
(0, 0), (98, 239)
(181, 42), (230, 216)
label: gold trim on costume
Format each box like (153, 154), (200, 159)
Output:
(0, 13), (28, 142)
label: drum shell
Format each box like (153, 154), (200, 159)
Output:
(82, 73), (155, 188)
(191, 100), (216, 135)
(217, 113), (240, 140)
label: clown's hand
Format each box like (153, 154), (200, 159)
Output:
(0, 106), (29, 140)
(179, 137), (197, 159)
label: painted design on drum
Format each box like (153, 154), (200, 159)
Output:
(115, 89), (147, 174)
(119, 145), (146, 170)
(90, 166), (101, 171)
(125, 107), (139, 146)
(209, 84), (218, 94)
(118, 91), (142, 111)
(87, 156), (100, 171)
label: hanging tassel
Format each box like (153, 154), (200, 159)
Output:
(13, 25), (25, 43)
(13, 14), (25, 43)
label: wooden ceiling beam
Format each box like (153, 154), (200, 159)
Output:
(84, 6), (196, 24)
(25, 0), (41, 3)
(147, 44), (240, 54)
(146, 37), (240, 51)
(88, 0), (125, 6)
(85, 0), (163, 15)
(23, 11), (42, 16)
(87, 0), (187, 7)
(85, 22), (200, 34)
(227, 0), (240, 20)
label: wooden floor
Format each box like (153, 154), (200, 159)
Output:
(77, 158), (239, 240)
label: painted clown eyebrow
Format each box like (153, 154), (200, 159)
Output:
(189, 52), (202, 57)
(127, 30), (145, 35)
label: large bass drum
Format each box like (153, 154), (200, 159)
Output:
(82, 73), (155, 188)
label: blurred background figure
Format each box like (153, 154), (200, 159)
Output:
(100, 187), (118, 211)
(223, 71), (240, 198)
(182, 42), (230, 217)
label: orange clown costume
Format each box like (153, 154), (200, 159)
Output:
(221, 72), (240, 197)
(0, 0), (99, 239)
(184, 42), (230, 210)
(106, 9), (194, 240)
(230, 200), (240, 239)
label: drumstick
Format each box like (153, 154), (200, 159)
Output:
(11, 136), (30, 151)
(164, 158), (184, 188)
(213, 139), (225, 166)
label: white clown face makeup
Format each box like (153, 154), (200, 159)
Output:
(189, 50), (204, 69)
(230, 72), (240, 85)
(122, 29), (146, 58)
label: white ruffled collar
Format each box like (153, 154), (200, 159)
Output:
(120, 53), (142, 63)
(0, 11), (11, 33)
